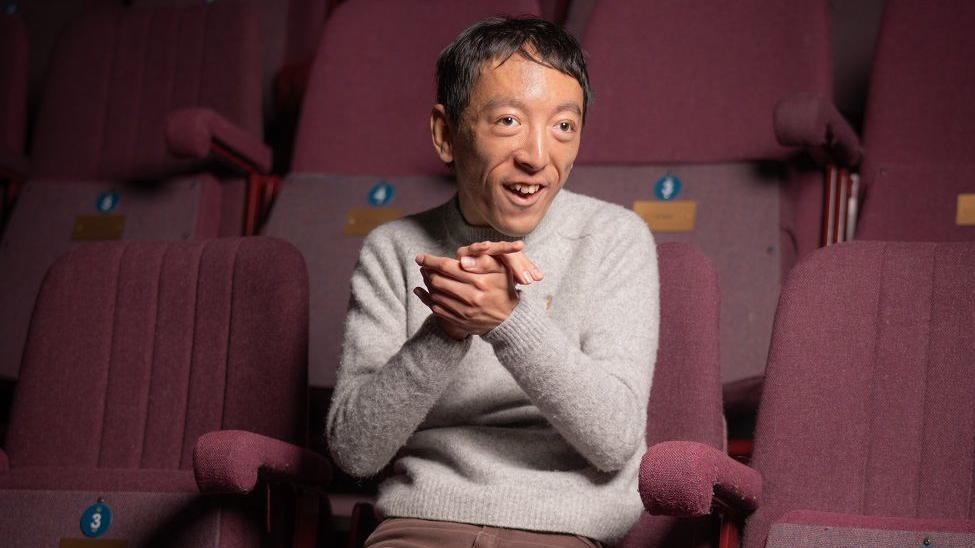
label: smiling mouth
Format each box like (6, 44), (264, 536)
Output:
(503, 182), (544, 198)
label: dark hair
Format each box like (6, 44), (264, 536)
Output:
(436, 16), (591, 127)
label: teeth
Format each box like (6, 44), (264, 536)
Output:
(510, 184), (540, 195)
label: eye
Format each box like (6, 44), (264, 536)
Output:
(497, 116), (518, 127)
(557, 121), (576, 133)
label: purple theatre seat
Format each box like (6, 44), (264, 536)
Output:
(575, 0), (834, 414)
(639, 241), (975, 547)
(617, 243), (724, 548)
(854, 0), (975, 242)
(0, 237), (330, 546)
(265, 0), (541, 388)
(0, 2), (271, 381)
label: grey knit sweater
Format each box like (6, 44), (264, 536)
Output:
(326, 189), (659, 543)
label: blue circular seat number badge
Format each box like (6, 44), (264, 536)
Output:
(96, 191), (119, 213)
(80, 502), (112, 538)
(368, 181), (395, 207)
(654, 175), (682, 201)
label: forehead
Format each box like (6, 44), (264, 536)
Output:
(468, 53), (584, 110)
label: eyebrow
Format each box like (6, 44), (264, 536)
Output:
(480, 98), (582, 117)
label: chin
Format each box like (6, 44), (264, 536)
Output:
(492, 216), (541, 237)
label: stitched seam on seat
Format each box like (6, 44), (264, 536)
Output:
(96, 244), (127, 467)
(178, 241), (206, 469)
(139, 243), (171, 467)
(219, 240), (243, 430)
(862, 243), (889, 514)
(915, 244), (938, 517)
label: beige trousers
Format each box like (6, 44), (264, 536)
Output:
(364, 517), (605, 548)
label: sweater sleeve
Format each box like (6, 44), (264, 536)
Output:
(326, 229), (471, 478)
(482, 215), (659, 472)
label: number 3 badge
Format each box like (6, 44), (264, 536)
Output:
(80, 500), (113, 538)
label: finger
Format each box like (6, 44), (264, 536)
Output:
(456, 240), (524, 258)
(414, 287), (466, 324)
(458, 254), (506, 274)
(415, 254), (476, 283)
(499, 251), (545, 285)
(421, 267), (477, 305)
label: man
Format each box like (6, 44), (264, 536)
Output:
(327, 17), (659, 547)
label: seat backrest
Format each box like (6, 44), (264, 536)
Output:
(855, 0), (975, 241)
(4, 237), (308, 471)
(745, 241), (975, 548)
(30, 3), (262, 181)
(0, 12), (28, 156)
(578, 0), (831, 164)
(291, 0), (540, 175)
(619, 242), (724, 547)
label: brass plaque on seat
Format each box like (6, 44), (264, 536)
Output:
(60, 539), (128, 548)
(71, 215), (126, 241)
(957, 194), (975, 225)
(633, 200), (697, 232)
(344, 207), (403, 236)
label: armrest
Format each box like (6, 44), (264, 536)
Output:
(193, 430), (331, 495)
(640, 440), (762, 518)
(774, 93), (863, 168)
(166, 107), (272, 174)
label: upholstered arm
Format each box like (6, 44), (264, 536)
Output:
(193, 430), (331, 495)
(774, 93), (863, 168)
(639, 441), (762, 517)
(166, 107), (272, 174)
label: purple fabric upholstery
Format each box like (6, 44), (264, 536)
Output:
(861, 0), (975, 166)
(194, 430), (331, 495)
(767, 511), (975, 547)
(6, 237), (308, 467)
(617, 243), (724, 548)
(1, 237), (308, 547)
(166, 107), (272, 173)
(30, 3), (262, 181)
(857, 164), (975, 242)
(291, 0), (540, 175)
(0, 12), (28, 157)
(855, 1), (975, 242)
(138, 0), (330, 122)
(645, 243), (724, 448)
(0, 175), (224, 380)
(0, 450), (7, 473)
(773, 93), (862, 167)
(579, 0), (831, 164)
(743, 241), (975, 548)
(640, 441), (762, 518)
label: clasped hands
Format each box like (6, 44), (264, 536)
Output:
(414, 241), (543, 340)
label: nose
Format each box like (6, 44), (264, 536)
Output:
(513, 124), (548, 173)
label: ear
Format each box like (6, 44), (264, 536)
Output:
(430, 104), (454, 164)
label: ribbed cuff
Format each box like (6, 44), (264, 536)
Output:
(481, 297), (550, 364)
(405, 315), (473, 385)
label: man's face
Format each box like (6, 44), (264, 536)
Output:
(435, 53), (585, 236)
